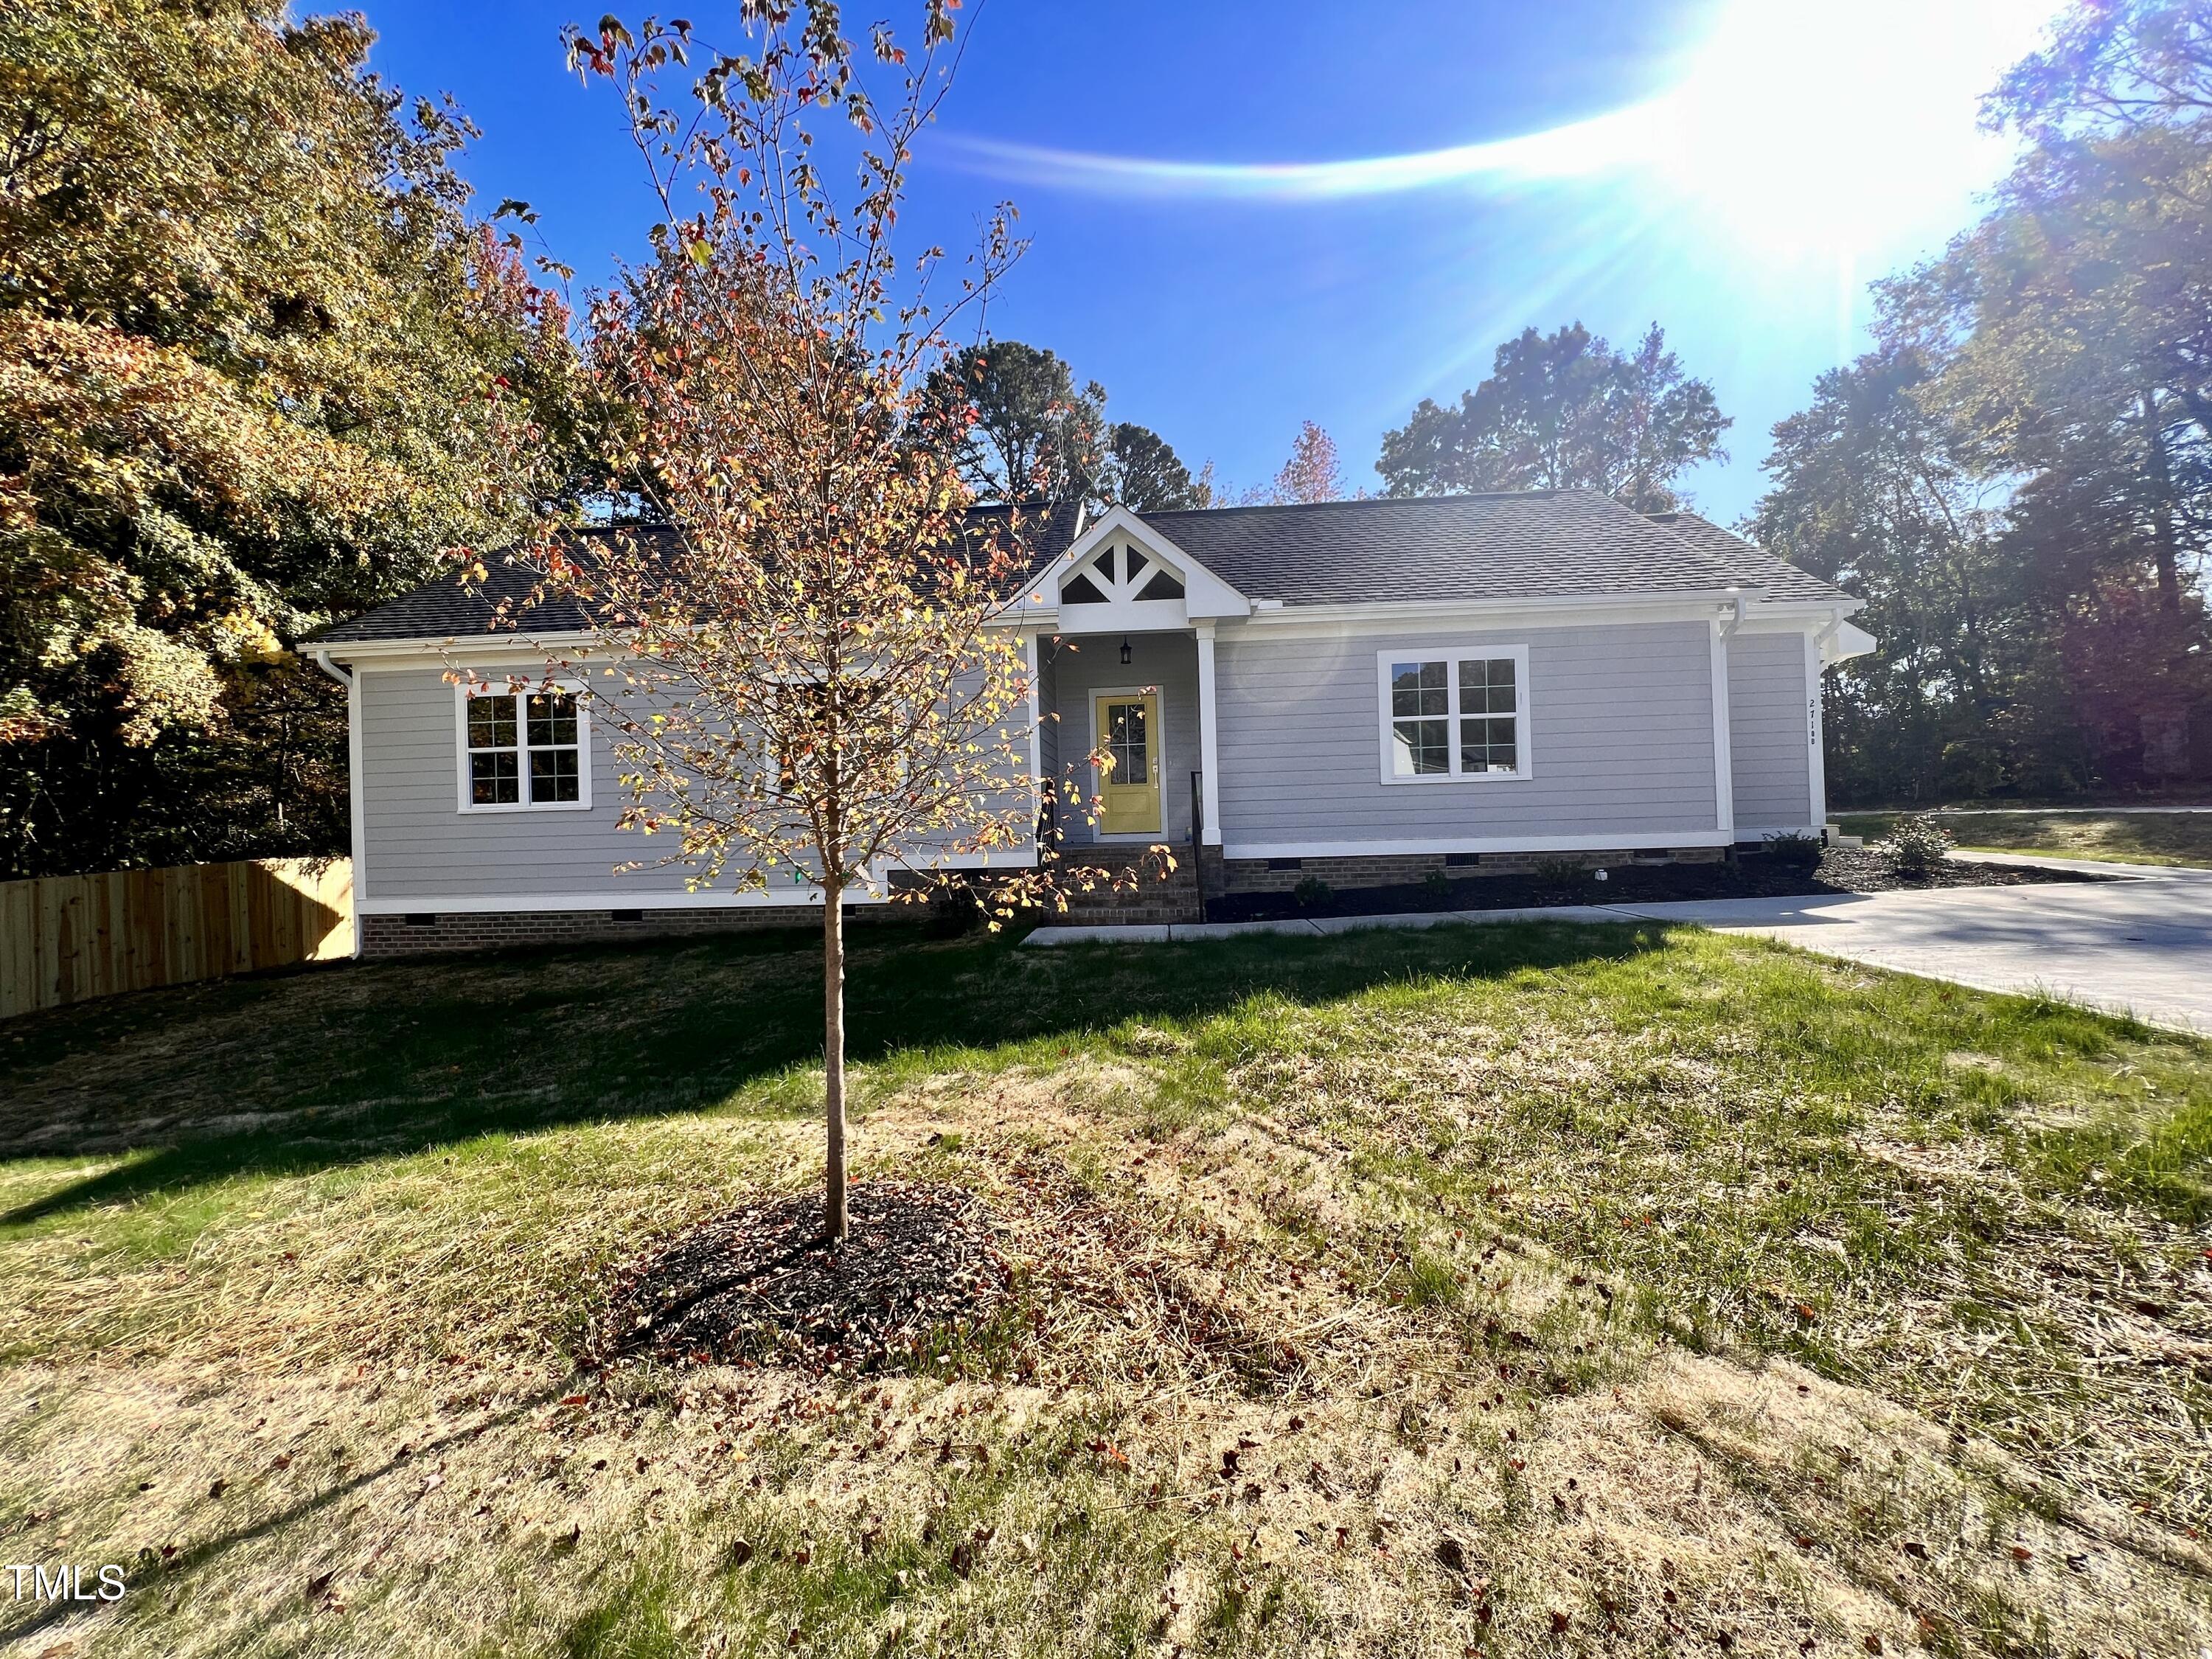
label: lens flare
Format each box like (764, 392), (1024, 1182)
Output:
(942, 0), (2062, 262)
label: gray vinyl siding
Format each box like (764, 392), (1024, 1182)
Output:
(358, 664), (1038, 900)
(1046, 630), (1200, 848)
(1727, 632), (1814, 832)
(1034, 648), (1058, 785)
(358, 667), (705, 900)
(1212, 621), (1721, 849)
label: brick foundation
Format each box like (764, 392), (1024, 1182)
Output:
(362, 844), (1730, 954)
(358, 903), (872, 959)
(1211, 845), (1724, 896)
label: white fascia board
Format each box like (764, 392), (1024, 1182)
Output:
(1828, 619), (1878, 663)
(1227, 592), (1745, 640)
(302, 632), (611, 669)
(314, 611), (1043, 665)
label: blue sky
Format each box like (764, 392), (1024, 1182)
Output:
(366, 1), (2057, 523)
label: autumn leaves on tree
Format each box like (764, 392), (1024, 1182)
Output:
(0, 0), (578, 877)
(481, 5), (1161, 1239)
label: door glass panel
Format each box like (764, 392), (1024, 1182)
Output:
(1105, 702), (1150, 785)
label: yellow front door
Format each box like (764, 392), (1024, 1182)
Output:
(1094, 692), (1161, 835)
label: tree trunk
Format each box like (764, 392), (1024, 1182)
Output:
(823, 877), (848, 1243)
(2139, 389), (2184, 613)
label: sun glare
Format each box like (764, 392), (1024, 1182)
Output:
(1643, 0), (2064, 259)
(945, 0), (2065, 268)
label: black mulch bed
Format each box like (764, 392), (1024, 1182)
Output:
(1204, 846), (2112, 925)
(598, 1179), (1012, 1375)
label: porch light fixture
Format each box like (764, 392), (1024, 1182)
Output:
(1119, 637), (1133, 666)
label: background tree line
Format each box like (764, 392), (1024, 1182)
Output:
(1378, 1), (2212, 802)
(1751, 0), (2212, 800)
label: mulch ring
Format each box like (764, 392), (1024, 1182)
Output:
(598, 1179), (1012, 1375)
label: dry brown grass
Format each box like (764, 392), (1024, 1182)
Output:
(4, 1063), (2207, 1658)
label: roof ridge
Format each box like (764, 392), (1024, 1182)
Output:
(1141, 487), (1593, 521)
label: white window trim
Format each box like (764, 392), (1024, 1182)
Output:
(1374, 644), (1534, 785)
(453, 680), (594, 814)
(1086, 681), (1166, 841)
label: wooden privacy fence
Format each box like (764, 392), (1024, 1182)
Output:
(0, 858), (353, 1020)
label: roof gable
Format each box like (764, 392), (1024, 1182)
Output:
(1023, 504), (1251, 625)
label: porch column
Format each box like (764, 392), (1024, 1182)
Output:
(1708, 616), (1736, 844)
(1025, 629), (1046, 854)
(1194, 621), (1222, 846)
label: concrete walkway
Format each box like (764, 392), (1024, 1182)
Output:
(1023, 855), (2212, 1036)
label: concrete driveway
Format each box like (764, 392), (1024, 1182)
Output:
(1029, 854), (2212, 1036)
(1601, 856), (2212, 1035)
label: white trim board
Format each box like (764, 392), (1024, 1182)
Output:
(452, 678), (594, 814)
(342, 668), (367, 898)
(1194, 622), (1222, 846)
(358, 888), (888, 916)
(1085, 682), (1167, 841)
(1804, 629), (1828, 828)
(1374, 644), (1533, 786)
(1220, 831), (1734, 860)
(1231, 593), (1752, 641)
(1708, 618), (1736, 841)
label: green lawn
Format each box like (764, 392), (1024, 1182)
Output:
(1837, 809), (2212, 868)
(1, 922), (2208, 1657)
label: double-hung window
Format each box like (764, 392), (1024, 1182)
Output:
(458, 683), (591, 811)
(1378, 647), (1530, 782)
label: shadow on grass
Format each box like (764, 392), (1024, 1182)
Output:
(1, 918), (1671, 1225)
(0, 1378), (576, 1652)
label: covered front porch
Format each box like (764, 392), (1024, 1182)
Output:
(1032, 625), (1222, 857)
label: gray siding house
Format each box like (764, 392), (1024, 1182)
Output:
(309, 490), (1871, 955)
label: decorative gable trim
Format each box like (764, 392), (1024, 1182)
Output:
(1015, 505), (1251, 627)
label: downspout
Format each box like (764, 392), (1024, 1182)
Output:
(1808, 610), (1841, 837)
(310, 650), (366, 960)
(1719, 588), (1748, 639)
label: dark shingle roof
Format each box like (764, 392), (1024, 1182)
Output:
(309, 503), (1086, 645)
(309, 491), (1846, 645)
(1642, 509), (1843, 605)
(1138, 490), (1788, 605)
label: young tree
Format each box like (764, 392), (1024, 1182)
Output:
(1262, 421), (1346, 504)
(484, 7), (1158, 1243)
(1378, 322), (1728, 511)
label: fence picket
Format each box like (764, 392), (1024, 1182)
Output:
(0, 859), (352, 1020)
